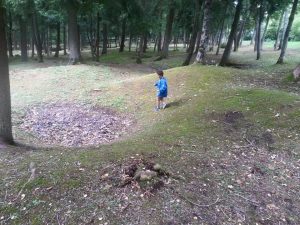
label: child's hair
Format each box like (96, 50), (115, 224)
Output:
(156, 70), (164, 76)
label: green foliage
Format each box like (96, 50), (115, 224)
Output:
(291, 15), (300, 40)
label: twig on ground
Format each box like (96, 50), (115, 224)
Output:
(230, 193), (259, 206)
(121, 203), (131, 212)
(4, 189), (8, 201)
(56, 213), (62, 225)
(182, 195), (221, 207)
(219, 206), (231, 220)
(12, 162), (36, 201)
(174, 189), (222, 207)
(181, 150), (198, 154)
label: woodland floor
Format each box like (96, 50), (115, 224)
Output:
(0, 42), (300, 225)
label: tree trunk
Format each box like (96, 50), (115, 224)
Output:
(0, 4), (13, 144)
(157, 31), (162, 52)
(234, 19), (245, 52)
(219, 0), (243, 66)
(102, 22), (108, 55)
(7, 10), (13, 57)
(160, 1), (175, 59)
(278, 8), (290, 50)
(216, 3), (228, 55)
(136, 35), (144, 64)
(261, 14), (269, 49)
(254, 17), (259, 52)
(13, 31), (18, 50)
(277, 0), (298, 64)
(78, 25), (82, 51)
(250, 27), (256, 45)
(32, 11), (43, 63)
(142, 34), (147, 53)
(183, 0), (201, 66)
(67, 3), (81, 64)
(119, 18), (126, 52)
(31, 32), (35, 58)
(19, 17), (28, 62)
(256, 4), (263, 60)
(154, 36), (158, 52)
(194, 12), (204, 54)
(54, 22), (60, 57)
(128, 32), (132, 52)
(274, 9), (284, 50)
(183, 30), (187, 48)
(63, 23), (67, 55)
(195, 0), (213, 63)
(96, 13), (100, 61)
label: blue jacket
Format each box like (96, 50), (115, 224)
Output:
(155, 77), (168, 97)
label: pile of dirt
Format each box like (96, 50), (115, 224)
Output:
(20, 103), (133, 147)
(97, 157), (172, 196)
(119, 158), (170, 192)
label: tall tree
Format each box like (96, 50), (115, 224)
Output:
(277, 0), (299, 64)
(0, 1), (13, 144)
(63, 23), (67, 55)
(256, 1), (264, 60)
(260, 13), (269, 49)
(66, 0), (81, 64)
(102, 21), (108, 55)
(54, 22), (61, 57)
(216, 1), (229, 55)
(96, 12), (100, 61)
(19, 16), (28, 62)
(30, 0), (43, 63)
(31, 10), (43, 63)
(195, 0), (212, 63)
(219, 0), (243, 66)
(183, 0), (202, 66)
(274, 9), (284, 50)
(159, 0), (176, 59)
(7, 9), (13, 57)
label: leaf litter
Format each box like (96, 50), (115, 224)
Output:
(20, 103), (133, 147)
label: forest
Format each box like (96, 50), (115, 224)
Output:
(0, 0), (300, 224)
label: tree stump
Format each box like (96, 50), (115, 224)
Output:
(293, 65), (300, 82)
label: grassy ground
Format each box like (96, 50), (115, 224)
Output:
(1, 42), (300, 224)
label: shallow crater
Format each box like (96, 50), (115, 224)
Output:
(20, 103), (133, 147)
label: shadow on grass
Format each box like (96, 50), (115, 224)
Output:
(166, 99), (186, 108)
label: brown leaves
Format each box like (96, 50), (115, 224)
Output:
(20, 103), (132, 147)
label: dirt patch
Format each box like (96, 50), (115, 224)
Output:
(20, 103), (133, 147)
(226, 63), (257, 70)
(224, 111), (244, 124)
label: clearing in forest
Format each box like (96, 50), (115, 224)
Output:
(1, 45), (300, 224)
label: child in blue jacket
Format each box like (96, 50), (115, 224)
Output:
(154, 70), (168, 111)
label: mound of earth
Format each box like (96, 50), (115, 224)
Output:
(20, 103), (132, 147)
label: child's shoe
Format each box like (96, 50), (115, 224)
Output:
(162, 103), (167, 109)
(154, 107), (160, 112)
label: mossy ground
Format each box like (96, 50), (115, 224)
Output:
(1, 42), (300, 224)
